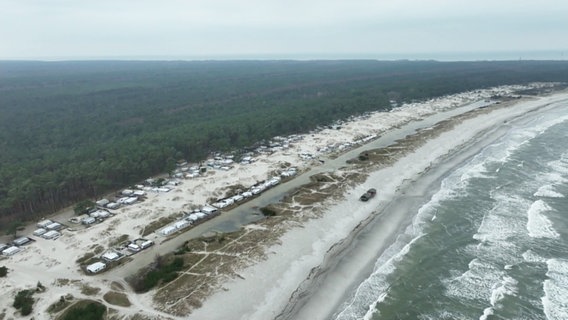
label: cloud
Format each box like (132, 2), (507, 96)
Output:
(1, 0), (567, 59)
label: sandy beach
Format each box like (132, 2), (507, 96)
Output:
(1, 83), (566, 319)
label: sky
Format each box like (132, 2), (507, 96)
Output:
(1, 0), (567, 60)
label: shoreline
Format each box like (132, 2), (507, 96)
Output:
(190, 90), (568, 320)
(1, 84), (566, 319)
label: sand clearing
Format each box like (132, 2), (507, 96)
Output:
(0, 83), (565, 319)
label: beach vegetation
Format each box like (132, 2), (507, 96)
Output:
(59, 300), (106, 320)
(103, 291), (131, 307)
(0, 266), (7, 277)
(131, 256), (185, 292)
(5, 220), (23, 238)
(13, 289), (34, 316)
(260, 206), (277, 217)
(47, 295), (72, 314)
(73, 200), (95, 215)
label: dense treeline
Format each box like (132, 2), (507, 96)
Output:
(1, 60), (568, 226)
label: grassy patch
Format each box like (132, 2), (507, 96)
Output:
(110, 281), (125, 291)
(103, 291), (131, 307)
(141, 215), (178, 237)
(47, 295), (73, 314)
(76, 245), (105, 266)
(259, 206), (277, 217)
(108, 234), (129, 247)
(80, 284), (101, 296)
(57, 300), (106, 320)
(130, 256), (184, 293)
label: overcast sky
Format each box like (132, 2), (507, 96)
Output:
(1, 0), (567, 60)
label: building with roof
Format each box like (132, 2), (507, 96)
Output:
(13, 237), (31, 246)
(95, 198), (110, 207)
(160, 225), (177, 236)
(101, 251), (120, 262)
(42, 230), (61, 240)
(46, 222), (63, 230)
(37, 219), (53, 229)
(139, 240), (154, 249)
(2, 246), (21, 256)
(86, 261), (106, 273)
(33, 228), (47, 236)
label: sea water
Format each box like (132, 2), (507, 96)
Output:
(332, 100), (568, 320)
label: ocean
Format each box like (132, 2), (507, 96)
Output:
(332, 100), (568, 320)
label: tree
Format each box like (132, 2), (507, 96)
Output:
(0, 266), (7, 277)
(74, 200), (95, 215)
(13, 289), (34, 316)
(5, 220), (23, 239)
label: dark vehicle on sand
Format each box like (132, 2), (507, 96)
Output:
(360, 188), (377, 201)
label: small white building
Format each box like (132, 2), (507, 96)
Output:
(269, 177), (281, 186)
(212, 201), (228, 209)
(2, 246), (22, 256)
(82, 216), (96, 225)
(117, 197), (130, 204)
(2, 246), (21, 256)
(186, 214), (199, 222)
(86, 261), (106, 273)
(127, 243), (141, 252)
(46, 222), (63, 230)
(95, 198), (110, 207)
(33, 228), (47, 236)
(201, 206), (218, 215)
(42, 230), (61, 240)
(133, 190), (145, 197)
(160, 225), (177, 236)
(231, 194), (244, 202)
(139, 240), (154, 249)
(37, 219), (53, 229)
(106, 202), (119, 209)
(174, 220), (191, 230)
(90, 210), (110, 219)
(102, 251), (120, 262)
(124, 197), (138, 205)
(13, 237), (31, 246)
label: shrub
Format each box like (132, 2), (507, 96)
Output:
(13, 289), (34, 316)
(0, 266), (7, 277)
(62, 301), (106, 320)
(133, 257), (184, 292)
(260, 207), (276, 217)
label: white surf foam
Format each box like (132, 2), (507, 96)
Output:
(479, 307), (494, 320)
(444, 258), (504, 302)
(490, 275), (519, 306)
(480, 275), (518, 320)
(474, 193), (528, 242)
(534, 185), (564, 198)
(542, 258), (568, 320)
(332, 233), (424, 320)
(526, 200), (560, 239)
(547, 158), (568, 175)
(522, 249), (547, 263)
(471, 192), (528, 267)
